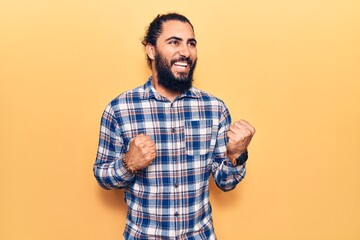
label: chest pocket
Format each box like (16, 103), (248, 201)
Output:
(184, 119), (213, 156)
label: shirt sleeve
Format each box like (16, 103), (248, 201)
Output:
(211, 106), (247, 192)
(93, 103), (135, 190)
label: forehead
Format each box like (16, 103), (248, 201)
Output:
(158, 20), (195, 41)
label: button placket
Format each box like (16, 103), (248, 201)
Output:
(170, 102), (180, 229)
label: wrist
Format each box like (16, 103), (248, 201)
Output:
(123, 154), (138, 174)
(228, 154), (237, 165)
(236, 151), (248, 165)
(228, 151), (248, 166)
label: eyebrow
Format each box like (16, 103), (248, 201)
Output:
(165, 36), (197, 44)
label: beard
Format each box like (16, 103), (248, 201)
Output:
(154, 52), (197, 94)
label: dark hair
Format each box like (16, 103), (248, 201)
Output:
(142, 13), (194, 68)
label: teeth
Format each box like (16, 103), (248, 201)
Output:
(174, 62), (188, 67)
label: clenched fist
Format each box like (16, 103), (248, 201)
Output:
(227, 120), (255, 165)
(125, 134), (156, 172)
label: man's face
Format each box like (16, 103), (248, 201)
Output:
(152, 20), (198, 93)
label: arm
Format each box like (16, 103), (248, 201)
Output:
(212, 108), (255, 192)
(93, 104), (135, 190)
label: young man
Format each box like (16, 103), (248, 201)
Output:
(94, 13), (255, 239)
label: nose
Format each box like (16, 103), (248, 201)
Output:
(178, 43), (191, 58)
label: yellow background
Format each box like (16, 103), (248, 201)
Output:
(1, 0), (359, 239)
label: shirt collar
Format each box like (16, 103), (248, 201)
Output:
(140, 76), (201, 101)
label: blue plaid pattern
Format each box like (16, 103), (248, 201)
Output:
(94, 77), (246, 239)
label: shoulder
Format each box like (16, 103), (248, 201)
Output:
(191, 86), (228, 109)
(103, 84), (146, 115)
(112, 85), (144, 103)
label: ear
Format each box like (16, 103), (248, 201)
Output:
(146, 44), (155, 61)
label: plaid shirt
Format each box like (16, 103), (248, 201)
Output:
(94, 77), (246, 239)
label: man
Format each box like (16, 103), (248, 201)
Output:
(94, 13), (255, 239)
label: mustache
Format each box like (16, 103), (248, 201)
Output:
(170, 56), (193, 66)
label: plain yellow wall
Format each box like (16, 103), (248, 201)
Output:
(1, 0), (360, 239)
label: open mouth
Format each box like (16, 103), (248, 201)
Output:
(172, 61), (190, 71)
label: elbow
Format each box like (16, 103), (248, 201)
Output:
(96, 181), (112, 190)
(93, 162), (134, 190)
(93, 167), (125, 190)
(94, 176), (127, 190)
(216, 180), (237, 192)
(93, 173), (113, 190)
(215, 172), (246, 192)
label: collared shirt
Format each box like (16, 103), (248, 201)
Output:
(94, 77), (246, 239)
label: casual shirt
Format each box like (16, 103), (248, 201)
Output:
(94, 77), (247, 239)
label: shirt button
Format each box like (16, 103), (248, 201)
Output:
(174, 182), (179, 188)
(174, 211), (179, 217)
(171, 128), (175, 133)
